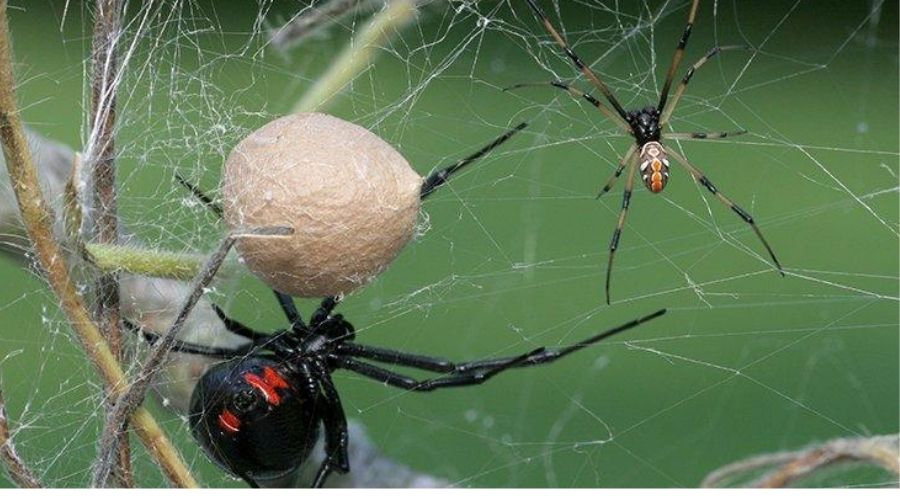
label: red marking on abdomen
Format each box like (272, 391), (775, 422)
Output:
(244, 367), (290, 406)
(218, 409), (241, 433)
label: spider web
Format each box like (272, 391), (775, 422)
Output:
(0, 0), (896, 488)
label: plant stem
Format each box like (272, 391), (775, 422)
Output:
(0, 0), (197, 487)
(87, 0), (129, 486)
(87, 243), (216, 281)
(294, 0), (417, 113)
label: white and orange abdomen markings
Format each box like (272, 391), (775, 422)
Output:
(639, 141), (670, 193)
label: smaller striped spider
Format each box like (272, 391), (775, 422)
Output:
(515, 0), (784, 303)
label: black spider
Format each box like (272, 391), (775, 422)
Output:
(131, 294), (666, 487)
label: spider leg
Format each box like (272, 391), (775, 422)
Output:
(175, 173), (223, 217)
(597, 144), (638, 198)
(503, 81), (632, 133)
(666, 148), (785, 276)
(524, 0), (631, 126)
(310, 296), (340, 327)
(210, 303), (274, 343)
(663, 130), (747, 140)
(122, 319), (254, 359)
(605, 154), (639, 304)
(310, 361), (350, 488)
(334, 309), (665, 387)
(272, 290), (307, 329)
(420, 122), (528, 200)
(660, 45), (751, 127)
(336, 343), (455, 373)
(334, 349), (539, 392)
(656, 0), (701, 112)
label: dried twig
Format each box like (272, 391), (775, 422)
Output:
(86, 0), (129, 486)
(702, 434), (900, 488)
(294, 0), (418, 112)
(0, 388), (41, 488)
(0, 0), (197, 487)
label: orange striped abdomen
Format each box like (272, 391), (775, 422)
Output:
(639, 141), (669, 193)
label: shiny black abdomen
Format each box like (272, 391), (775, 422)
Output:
(189, 357), (321, 482)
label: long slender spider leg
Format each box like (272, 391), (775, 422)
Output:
(524, 0), (630, 123)
(657, 0), (701, 112)
(605, 154), (639, 305)
(335, 309), (665, 381)
(660, 45), (751, 127)
(335, 343), (455, 373)
(210, 303), (274, 342)
(272, 290), (307, 329)
(503, 81), (631, 133)
(334, 350), (539, 392)
(310, 362), (350, 488)
(666, 148), (785, 276)
(597, 144), (638, 198)
(663, 130), (747, 140)
(122, 319), (254, 359)
(175, 173), (223, 217)
(420, 122), (528, 200)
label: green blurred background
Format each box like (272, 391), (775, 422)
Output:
(1, 0), (897, 488)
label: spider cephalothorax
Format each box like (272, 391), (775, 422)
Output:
(520, 0), (785, 304)
(627, 106), (662, 145)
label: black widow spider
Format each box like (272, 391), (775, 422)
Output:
(130, 122), (668, 488)
(134, 294), (664, 488)
(512, 0), (785, 303)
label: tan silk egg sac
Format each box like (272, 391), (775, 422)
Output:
(223, 113), (423, 297)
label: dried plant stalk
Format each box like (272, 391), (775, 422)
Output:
(702, 434), (900, 488)
(87, 0), (129, 486)
(0, 0), (196, 487)
(0, 388), (41, 488)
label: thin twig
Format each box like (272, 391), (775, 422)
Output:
(0, 388), (41, 488)
(0, 0), (197, 487)
(87, 0), (129, 486)
(294, 0), (418, 112)
(702, 434), (900, 488)
(91, 226), (292, 487)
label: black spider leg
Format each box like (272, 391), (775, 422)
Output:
(523, 0), (630, 124)
(666, 148), (784, 276)
(274, 290), (306, 329)
(310, 296), (340, 327)
(656, 0), (700, 112)
(334, 349), (541, 392)
(420, 122), (528, 199)
(122, 319), (255, 359)
(334, 308), (666, 390)
(309, 360), (350, 488)
(175, 173), (223, 217)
